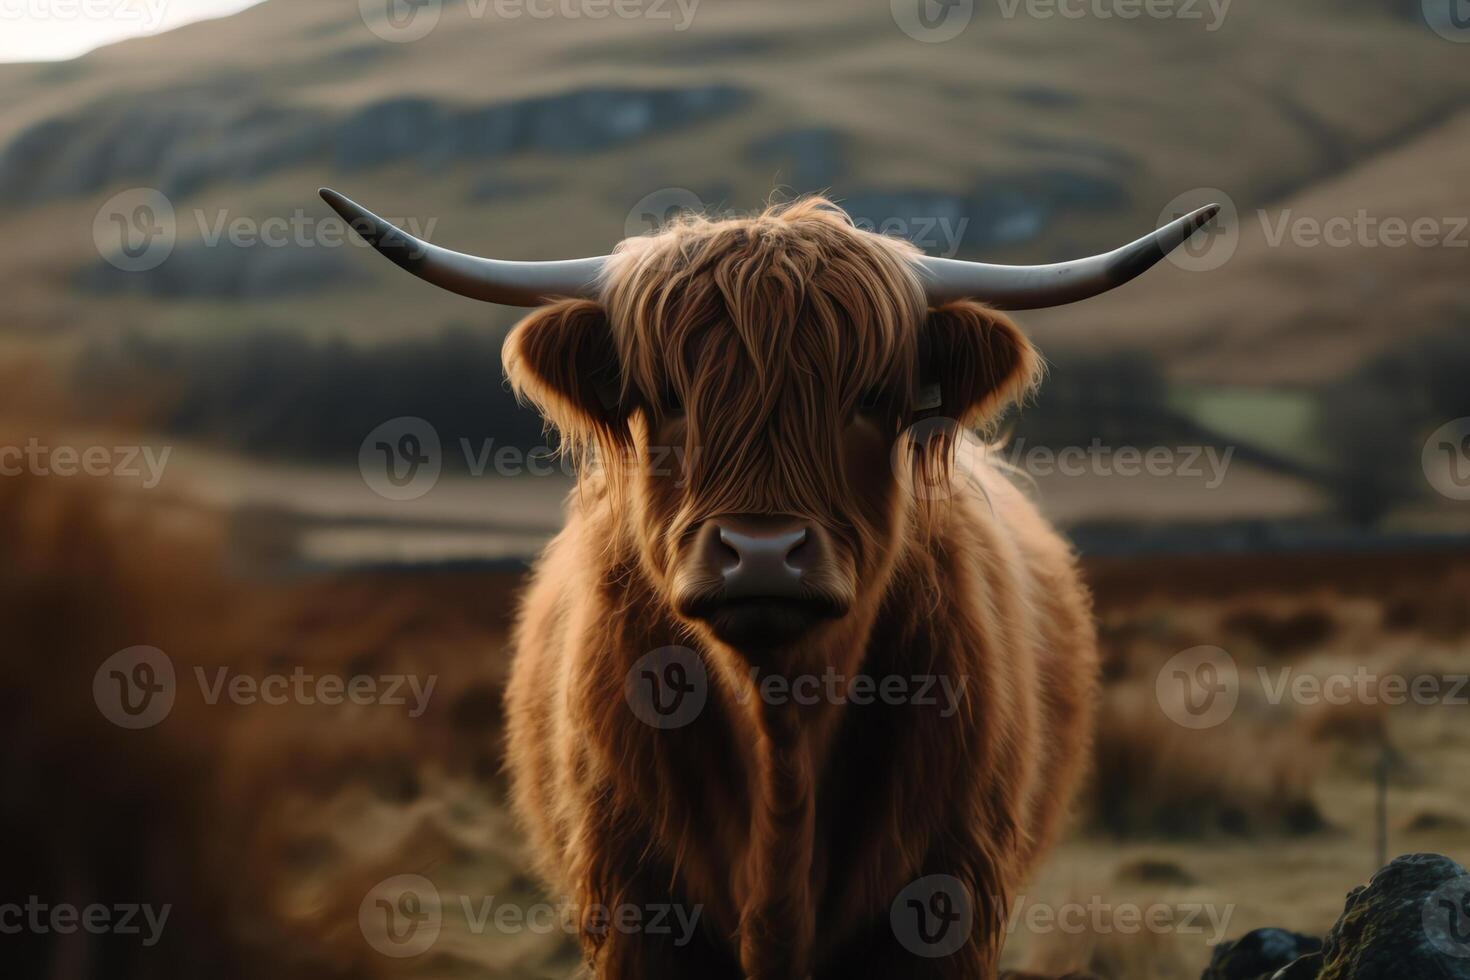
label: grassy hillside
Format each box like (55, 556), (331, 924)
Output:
(0, 0), (1466, 384)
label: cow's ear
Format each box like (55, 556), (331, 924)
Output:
(504, 299), (627, 444)
(914, 301), (1041, 427)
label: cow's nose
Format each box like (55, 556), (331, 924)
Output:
(700, 515), (813, 599)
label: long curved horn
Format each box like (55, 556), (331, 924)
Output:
(916, 204), (1220, 310)
(320, 188), (607, 307)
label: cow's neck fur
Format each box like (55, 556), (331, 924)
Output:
(715, 598), (887, 978)
(589, 488), (990, 979)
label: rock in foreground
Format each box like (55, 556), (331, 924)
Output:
(1206, 853), (1470, 980)
(1202, 927), (1322, 979)
(1315, 852), (1470, 980)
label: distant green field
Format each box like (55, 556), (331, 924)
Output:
(1170, 386), (1328, 469)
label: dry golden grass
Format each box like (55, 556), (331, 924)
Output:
(0, 435), (544, 979)
(1087, 683), (1325, 840)
(1008, 885), (1211, 980)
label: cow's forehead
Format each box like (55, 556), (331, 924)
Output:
(603, 202), (926, 408)
(634, 281), (912, 386)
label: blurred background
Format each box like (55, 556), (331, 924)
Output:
(1, 0), (1467, 977)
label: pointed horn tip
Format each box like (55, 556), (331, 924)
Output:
(1189, 203), (1222, 228)
(319, 187), (355, 218)
(318, 188), (388, 247)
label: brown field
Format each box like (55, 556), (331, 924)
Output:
(7, 457), (1467, 980)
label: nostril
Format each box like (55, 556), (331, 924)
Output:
(712, 526), (742, 571)
(782, 531), (817, 570)
(783, 528), (811, 570)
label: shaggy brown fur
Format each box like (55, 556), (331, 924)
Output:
(503, 198), (1099, 979)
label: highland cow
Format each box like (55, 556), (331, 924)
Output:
(324, 188), (1217, 978)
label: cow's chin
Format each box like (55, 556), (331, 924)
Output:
(678, 592), (850, 657)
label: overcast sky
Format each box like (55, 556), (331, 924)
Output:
(0, 0), (267, 63)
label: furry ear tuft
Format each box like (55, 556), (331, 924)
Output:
(503, 299), (628, 456)
(917, 302), (1042, 427)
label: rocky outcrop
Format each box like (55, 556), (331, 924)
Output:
(0, 84), (747, 204)
(1315, 853), (1470, 980)
(1202, 928), (1322, 980)
(1205, 854), (1470, 980)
